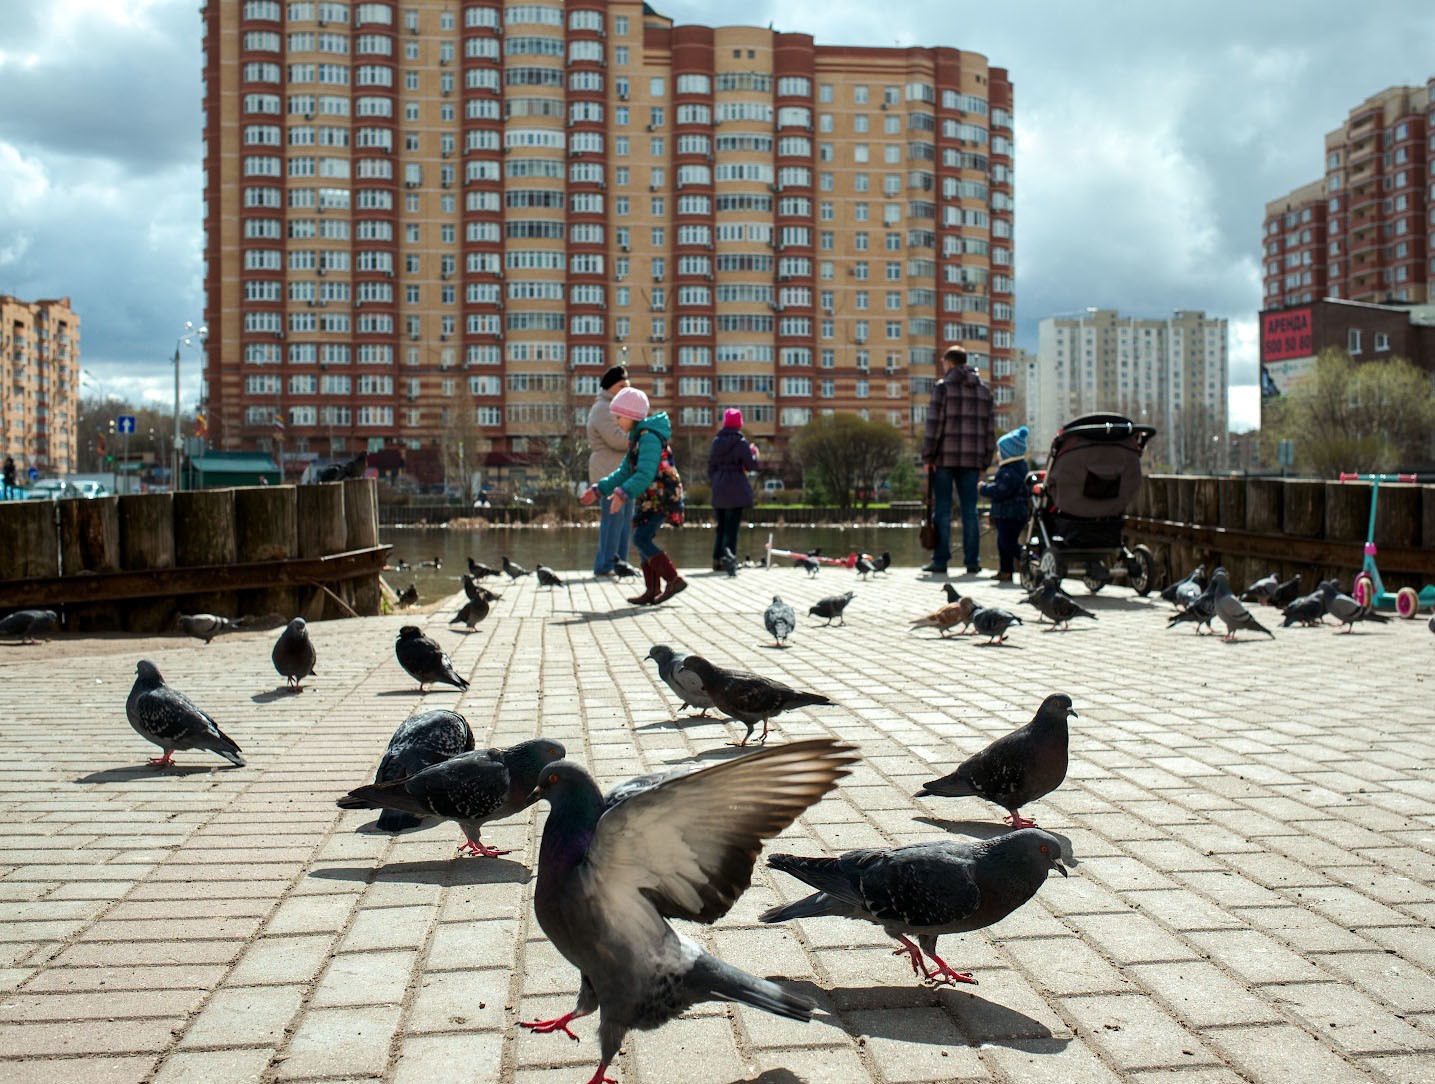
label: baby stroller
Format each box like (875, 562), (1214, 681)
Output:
(1019, 413), (1158, 595)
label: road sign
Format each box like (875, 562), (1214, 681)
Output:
(116, 415), (137, 435)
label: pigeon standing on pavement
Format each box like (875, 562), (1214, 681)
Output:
(395, 625), (470, 692)
(871, 551), (892, 575)
(1428, 610), (1435, 638)
(1268, 574), (1303, 608)
(126, 660), (245, 768)
(720, 548), (739, 578)
(677, 655), (834, 746)
(536, 565), (566, 589)
(761, 828), (1067, 986)
(1320, 580), (1391, 633)
(502, 555), (532, 580)
(942, 582), (962, 604)
(1211, 568), (1275, 642)
(854, 554), (875, 580)
(1024, 579), (1096, 630)
(612, 558), (639, 581)
(517, 739), (857, 1084)
(0, 608), (58, 644)
(1281, 590), (1327, 628)
(177, 613), (242, 644)
(910, 599), (969, 637)
(1167, 574), (1219, 634)
(468, 557), (499, 579)
(970, 605), (1023, 644)
(365, 709), (476, 831)
(796, 555), (820, 577)
(1160, 564), (1205, 607)
(396, 583), (419, 609)
(338, 738), (564, 856)
(809, 591), (854, 627)
(462, 574), (499, 604)
(449, 595), (490, 632)
(272, 617), (317, 691)
(916, 693), (1075, 827)
(764, 596), (796, 647)
(1239, 572), (1279, 604)
(644, 644), (715, 717)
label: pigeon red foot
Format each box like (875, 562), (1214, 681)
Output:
(519, 1009), (585, 1042)
(925, 950), (977, 986)
(892, 935), (929, 978)
(1004, 811), (1038, 828)
(458, 839), (510, 858)
(148, 752), (175, 767)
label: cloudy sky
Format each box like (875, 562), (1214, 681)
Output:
(3, 1), (1434, 429)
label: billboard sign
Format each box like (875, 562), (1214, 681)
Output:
(1261, 307), (1312, 362)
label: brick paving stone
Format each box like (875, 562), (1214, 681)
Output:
(3, 572), (1434, 1083)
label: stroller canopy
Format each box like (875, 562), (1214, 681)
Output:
(1045, 414), (1155, 519)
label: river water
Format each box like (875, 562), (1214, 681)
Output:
(380, 520), (1000, 600)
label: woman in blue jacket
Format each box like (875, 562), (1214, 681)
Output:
(580, 387), (687, 605)
(707, 409), (758, 570)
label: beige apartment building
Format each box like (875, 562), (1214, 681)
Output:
(1032, 309), (1227, 472)
(0, 295), (80, 479)
(202, 0), (1015, 483)
(1263, 83), (1430, 311)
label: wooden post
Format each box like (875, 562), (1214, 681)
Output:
(58, 496), (122, 631)
(297, 483), (347, 619)
(1147, 474), (1170, 520)
(1218, 478), (1246, 537)
(0, 500), (60, 583)
(1244, 479), (1282, 533)
(1375, 484), (1422, 592)
(1173, 477), (1196, 525)
(118, 493), (175, 633)
(235, 485), (299, 620)
(1192, 477), (1220, 527)
(175, 489), (239, 619)
(1323, 481), (1367, 546)
(343, 478), (381, 616)
(1425, 486), (1435, 551)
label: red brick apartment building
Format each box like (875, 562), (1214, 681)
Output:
(202, 0), (1015, 482)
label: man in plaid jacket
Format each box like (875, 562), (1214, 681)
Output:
(920, 346), (996, 576)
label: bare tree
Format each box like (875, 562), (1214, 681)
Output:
(790, 413), (905, 514)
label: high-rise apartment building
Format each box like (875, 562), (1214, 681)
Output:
(1263, 83), (1430, 311)
(0, 295), (80, 477)
(202, 0), (1015, 482)
(1034, 309), (1227, 472)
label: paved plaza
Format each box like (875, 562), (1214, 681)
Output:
(1, 563), (1433, 1084)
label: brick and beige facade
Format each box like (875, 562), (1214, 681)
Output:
(1263, 83), (1430, 311)
(202, 0), (1015, 479)
(0, 294), (80, 478)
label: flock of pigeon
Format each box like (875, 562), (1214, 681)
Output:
(1159, 563), (1405, 638)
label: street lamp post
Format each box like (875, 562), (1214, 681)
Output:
(175, 322), (207, 491)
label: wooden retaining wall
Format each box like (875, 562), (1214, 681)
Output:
(1128, 474), (1434, 594)
(0, 479), (388, 633)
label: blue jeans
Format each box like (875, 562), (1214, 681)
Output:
(932, 467), (981, 571)
(712, 506), (745, 562)
(593, 497), (635, 573)
(632, 514), (663, 561)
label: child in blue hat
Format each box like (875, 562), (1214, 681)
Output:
(979, 426), (1030, 582)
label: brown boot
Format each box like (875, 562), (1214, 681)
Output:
(627, 559), (660, 605)
(651, 552), (688, 603)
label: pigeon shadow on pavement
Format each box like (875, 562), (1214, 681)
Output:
(661, 744), (752, 765)
(75, 763), (236, 784)
(972, 641), (1023, 649)
(375, 688), (461, 696)
(251, 688), (301, 703)
(634, 715), (716, 731)
(719, 1070), (805, 1084)
(550, 609), (660, 626)
(914, 816), (1080, 867)
(309, 857), (531, 887)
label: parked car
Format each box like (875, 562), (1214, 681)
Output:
(25, 478), (80, 501)
(75, 481), (111, 499)
(762, 478), (786, 493)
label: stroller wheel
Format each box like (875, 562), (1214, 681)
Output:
(1019, 552), (1041, 591)
(1127, 544), (1156, 597)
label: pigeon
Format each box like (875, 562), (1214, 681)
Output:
(1160, 563), (1205, 607)
(809, 591), (854, 627)
(1211, 568), (1275, 641)
(1024, 579), (1096, 630)
(395, 625), (470, 692)
(0, 608), (58, 644)
(916, 693), (1075, 827)
(796, 555), (820, 577)
(855, 554), (875, 580)
(1281, 592), (1327, 628)
(1239, 572), (1279, 604)
(461, 574), (499, 603)
(396, 583), (419, 609)
(764, 595), (796, 647)
(1429, 610), (1435, 637)
(1167, 574), (1219, 634)
(518, 739), (857, 1084)
(942, 582), (962, 604)
(677, 654), (834, 746)
(176, 613), (241, 644)
(1320, 580), (1391, 633)
(272, 617), (317, 690)
(970, 605), (1022, 644)
(719, 548), (739, 577)
(536, 565), (566, 589)
(468, 557), (499, 579)
(126, 659), (245, 768)
(645, 644), (715, 717)
(502, 555), (532, 579)
(449, 596), (490, 632)
(612, 558), (639, 581)
(760, 828), (1067, 986)
(910, 599), (971, 637)
(338, 737), (564, 857)
(871, 550), (892, 575)
(364, 708), (476, 831)
(316, 451), (368, 483)
(1268, 574), (1303, 608)
(1173, 577), (1205, 611)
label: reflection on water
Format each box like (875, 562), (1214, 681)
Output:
(379, 521), (999, 601)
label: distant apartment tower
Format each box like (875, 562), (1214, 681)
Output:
(1262, 83), (1430, 310)
(1034, 309), (1227, 472)
(0, 295), (80, 477)
(202, 0), (1015, 480)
